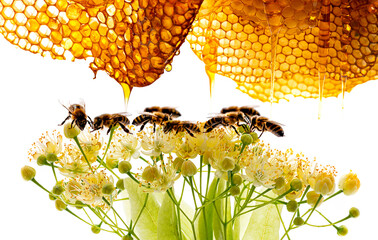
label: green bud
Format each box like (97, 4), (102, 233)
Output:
(122, 235), (133, 240)
(52, 184), (65, 195)
(290, 178), (303, 191)
(46, 153), (58, 163)
(37, 155), (48, 166)
(102, 183), (115, 195)
(118, 161), (132, 173)
(91, 225), (101, 234)
(106, 158), (119, 169)
(142, 166), (160, 182)
(64, 121), (81, 139)
(286, 200), (298, 212)
(21, 165), (36, 181)
(181, 160), (197, 177)
(55, 199), (67, 211)
(232, 164), (240, 173)
(274, 177), (285, 190)
(49, 193), (57, 200)
(250, 132), (259, 143)
(293, 216), (304, 226)
(232, 174), (243, 186)
(337, 225), (348, 236)
(220, 157), (235, 172)
(237, 125), (247, 134)
(173, 157), (185, 171)
(349, 207), (360, 218)
(116, 178), (125, 190)
(241, 133), (253, 145)
(230, 186), (240, 196)
(75, 200), (84, 209)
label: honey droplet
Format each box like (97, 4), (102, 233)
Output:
(121, 82), (132, 111)
(165, 63), (172, 72)
(206, 68), (215, 99)
(175, 49), (180, 56)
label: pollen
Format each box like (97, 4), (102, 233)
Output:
(187, 0), (378, 102)
(0, 0), (203, 89)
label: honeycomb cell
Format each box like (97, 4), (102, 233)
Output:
(187, 0), (378, 102)
(0, 0), (204, 93)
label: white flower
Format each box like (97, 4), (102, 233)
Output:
(108, 130), (140, 161)
(28, 130), (63, 160)
(138, 127), (177, 157)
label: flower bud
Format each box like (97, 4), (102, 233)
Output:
(64, 122), (81, 139)
(290, 178), (303, 191)
(313, 172), (335, 196)
(230, 186), (240, 196)
(241, 133), (253, 145)
(337, 225), (348, 236)
(181, 160), (197, 177)
(232, 174), (243, 186)
(116, 178), (125, 190)
(286, 200), (298, 212)
(52, 184), (65, 195)
(122, 235), (133, 240)
(274, 177), (285, 190)
(293, 216), (304, 226)
(106, 157), (119, 169)
(142, 166), (160, 182)
(37, 155), (48, 166)
(349, 207), (360, 218)
(237, 125), (249, 134)
(55, 199), (67, 211)
(49, 193), (56, 200)
(21, 166), (36, 181)
(91, 225), (101, 234)
(250, 132), (259, 143)
(75, 200), (84, 209)
(173, 157), (184, 171)
(118, 161), (132, 174)
(220, 157), (235, 172)
(306, 191), (324, 207)
(338, 172), (360, 196)
(46, 153), (58, 163)
(232, 164), (240, 173)
(102, 183), (115, 195)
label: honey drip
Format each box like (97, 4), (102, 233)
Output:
(202, 12), (218, 98)
(121, 83), (132, 111)
(317, 0), (331, 119)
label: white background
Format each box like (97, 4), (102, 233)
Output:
(0, 36), (376, 240)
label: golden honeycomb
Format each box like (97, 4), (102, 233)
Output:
(187, 0), (378, 102)
(0, 0), (203, 95)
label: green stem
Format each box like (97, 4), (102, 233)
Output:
(304, 194), (323, 224)
(73, 136), (94, 173)
(51, 164), (58, 182)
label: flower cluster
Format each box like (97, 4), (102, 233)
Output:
(22, 119), (361, 240)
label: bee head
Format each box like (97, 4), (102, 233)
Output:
(93, 117), (103, 130)
(76, 118), (87, 131)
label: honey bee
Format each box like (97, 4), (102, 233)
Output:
(92, 113), (131, 134)
(143, 106), (181, 118)
(204, 111), (250, 134)
(220, 106), (260, 118)
(132, 112), (172, 132)
(60, 102), (92, 131)
(163, 120), (201, 137)
(249, 116), (284, 137)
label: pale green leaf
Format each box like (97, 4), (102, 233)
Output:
(179, 199), (195, 240)
(157, 192), (179, 240)
(242, 190), (282, 240)
(124, 178), (160, 240)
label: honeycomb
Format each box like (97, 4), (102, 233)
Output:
(0, 0), (203, 93)
(187, 0), (378, 102)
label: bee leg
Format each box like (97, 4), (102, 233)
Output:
(153, 124), (156, 132)
(139, 121), (148, 132)
(258, 126), (266, 138)
(87, 116), (94, 128)
(119, 123), (131, 134)
(230, 125), (240, 135)
(59, 115), (71, 126)
(184, 127), (195, 137)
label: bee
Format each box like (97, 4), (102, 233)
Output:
(60, 102), (92, 131)
(249, 116), (284, 137)
(143, 106), (181, 118)
(132, 112), (172, 132)
(221, 106), (260, 118)
(92, 113), (131, 134)
(163, 120), (201, 137)
(204, 111), (250, 134)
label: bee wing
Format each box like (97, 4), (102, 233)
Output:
(268, 120), (285, 126)
(58, 99), (72, 113)
(116, 112), (132, 117)
(207, 112), (225, 118)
